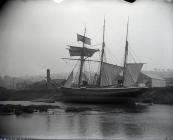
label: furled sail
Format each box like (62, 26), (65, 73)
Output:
(68, 46), (98, 57)
(77, 34), (91, 45)
(123, 63), (143, 87)
(100, 62), (122, 87)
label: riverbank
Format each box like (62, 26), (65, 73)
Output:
(0, 87), (61, 102)
(139, 86), (173, 105)
(0, 104), (60, 115)
(0, 86), (173, 105)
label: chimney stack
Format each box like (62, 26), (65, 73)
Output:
(46, 69), (51, 87)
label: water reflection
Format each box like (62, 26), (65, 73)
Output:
(0, 102), (173, 139)
(46, 116), (51, 131)
(42, 104), (149, 138)
(92, 104), (147, 138)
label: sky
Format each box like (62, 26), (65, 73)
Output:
(0, 0), (173, 77)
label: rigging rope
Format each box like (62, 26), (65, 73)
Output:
(128, 46), (141, 62)
(129, 51), (136, 63)
(90, 43), (102, 47)
(106, 47), (121, 65)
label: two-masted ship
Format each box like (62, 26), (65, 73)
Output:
(60, 19), (148, 103)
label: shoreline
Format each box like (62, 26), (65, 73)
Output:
(0, 104), (60, 115)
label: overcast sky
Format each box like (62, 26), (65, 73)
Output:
(0, 0), (173, 77)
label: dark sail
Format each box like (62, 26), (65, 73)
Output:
(68, 46), (98, 57)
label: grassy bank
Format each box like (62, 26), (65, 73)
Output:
(0, 87), (61, 102)
(140, 86), (173, 105)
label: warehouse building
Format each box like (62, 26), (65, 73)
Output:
(137, 71), (166, 87)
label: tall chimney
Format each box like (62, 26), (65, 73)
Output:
(46, 69), (51, 86)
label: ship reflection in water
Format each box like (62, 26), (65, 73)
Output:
(0, 102), (173, 139)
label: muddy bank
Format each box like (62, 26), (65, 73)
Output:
(0, 104), (60, 115)
(0, 104), (95, 115)
(0, 103), (146, 115)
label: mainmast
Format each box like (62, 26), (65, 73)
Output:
(98, 18), (106, 87)
(122, 17), (129, 87)
(78, 26), (86, 86)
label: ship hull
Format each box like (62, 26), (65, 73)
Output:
(60, 87), (148, 103)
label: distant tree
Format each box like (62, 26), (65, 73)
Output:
(0, 76), (4, 86)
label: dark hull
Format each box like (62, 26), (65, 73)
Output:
(60, 87), (148, 103)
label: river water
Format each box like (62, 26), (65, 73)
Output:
(0, 101), (173, 139)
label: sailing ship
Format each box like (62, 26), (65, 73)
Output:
(60, 18), (148, 103)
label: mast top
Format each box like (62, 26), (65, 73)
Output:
(126, 16), (129, 42)
(97, 17), (106, 87)
(103, 17), (105, 42)
(122, 17), (130, 87)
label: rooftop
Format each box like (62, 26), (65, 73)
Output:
(142, 71), (165, 80)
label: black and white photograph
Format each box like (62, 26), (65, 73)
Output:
(0, 0), (173, 139)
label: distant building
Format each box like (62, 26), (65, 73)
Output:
(138, 71), (166, 87)
(51, 79), (66, 87)
(28, 79), (65, 89)
(16, 82), (28, 90)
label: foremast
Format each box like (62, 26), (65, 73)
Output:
(122, 17), (129, 87)
(64, 26), (99, 88)
(98, 18), (106, 87)
(78, 27), (86, 86)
